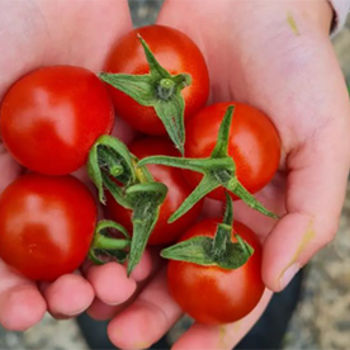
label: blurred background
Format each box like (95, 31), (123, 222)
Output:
(1, 0), (350, 349)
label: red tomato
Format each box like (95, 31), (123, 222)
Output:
(0, 174), (97, 281)
(106, 138), (203, 245)
(104, 25), (210, 135)
(0, 66), (114, 175)
(168, 219), (265, 324)
(185, 102), (281, 200)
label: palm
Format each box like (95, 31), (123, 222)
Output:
(0, 0), (132, 330)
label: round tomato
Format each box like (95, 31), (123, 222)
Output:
(104, 25), (210, 135)
(0, 66), (114, 175)
(185, 102), (281, 200)
(0, 174), (97, 281)
(168, 219), (265, 324)
(106, 137), (203, 245)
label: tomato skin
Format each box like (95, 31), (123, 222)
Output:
(0, 66), (114, 175)
(0, 174), (97, 281)
(167, 219), (264, 324)
(106, 137), (203, 245)
(104, 25), (210, 135)
(185, 102), (281, 200)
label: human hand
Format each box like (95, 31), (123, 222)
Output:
(105, 0), (350, 349)
(0, 0), (134, 331)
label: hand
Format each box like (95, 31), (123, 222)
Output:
(105, 0), (350, 349)
(0, 0), (133, 331)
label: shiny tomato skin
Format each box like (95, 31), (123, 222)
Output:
(104, 25), (210, 135)
(0, 66), (114, 175)
(0, 174), (97, 281)
(168, 219), (265, 324)
(185, 102), (281, 201)
(106, 137), (203, 245)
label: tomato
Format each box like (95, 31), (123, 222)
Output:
(167, 219), (264, 324)
(104, 25), (210, 135)
(185, 102), (281, 200)
(106, 137), (203, 245)
(0, 66), (114, 175)
(0, 174), (97, 281)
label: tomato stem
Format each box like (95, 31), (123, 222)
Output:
(89, 220), (130, 265)
(161, 194), (254, 269)
(99, 34), (192, 155)
(138, 106), (278, 222)
(125, 182), (168, 276)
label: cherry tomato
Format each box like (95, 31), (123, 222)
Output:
(185, 102), (281, 200)
(0, 66), (114, 175)
(106, 138), (203, 245)
(0, 174), (97, 281)
(104, 25), (210, 135)
(168, 219), (265, 324)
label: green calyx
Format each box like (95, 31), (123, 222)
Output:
(87, 136), (168, 275)
(99, 35), (192, 155)
(138, 105), (278, 223)
(89, 220), (131, 265)
(87, 135), (136, 205)
(161, 193), (254, 269)
(125, 182), (167, 275)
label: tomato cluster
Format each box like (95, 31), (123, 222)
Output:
(0, 25), (281, 325)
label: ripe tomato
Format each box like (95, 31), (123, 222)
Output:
(104, 25), (210, 135)
(0, 174), (97, 281)
(106, 137), (203, 245)
(185, 102), (281, 200)
(0, 66), (114, 175)
(168, 219), (265, 324)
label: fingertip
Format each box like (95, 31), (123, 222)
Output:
(0, 284), (46, 331)
(43, 274), (94, 317)
(262, 213), (311, 291)
(87, 262), (137, 305)
(107, 305), (153, 350)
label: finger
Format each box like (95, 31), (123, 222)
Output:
(172, 290), (272, 350)
(263, 122), (350, 291)
(41, 273), (94, 319)
(87, 249), (161, 321)
(108, 268), (182, 350)
(0, 261), (46, 331)
(86, 262), (136, 306)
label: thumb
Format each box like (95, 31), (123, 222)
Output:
(263, 109), (350, 291)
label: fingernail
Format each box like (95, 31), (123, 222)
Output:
(279, 263), (301, 290)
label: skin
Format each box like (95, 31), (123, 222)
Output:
(104, 25), (210, 135)
(106, 137), (203, 245)
(0, 174), (97, 281)
(168, 219), (265, 325)
(0, 66), (114, 175)
(185, 102), (281, 200)
(1, 1), (350, 349)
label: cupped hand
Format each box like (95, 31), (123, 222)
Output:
(0, 0), (133, 331)
(106, 0), (350, 349)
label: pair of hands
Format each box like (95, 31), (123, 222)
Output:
(1, 0), (350, 349)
